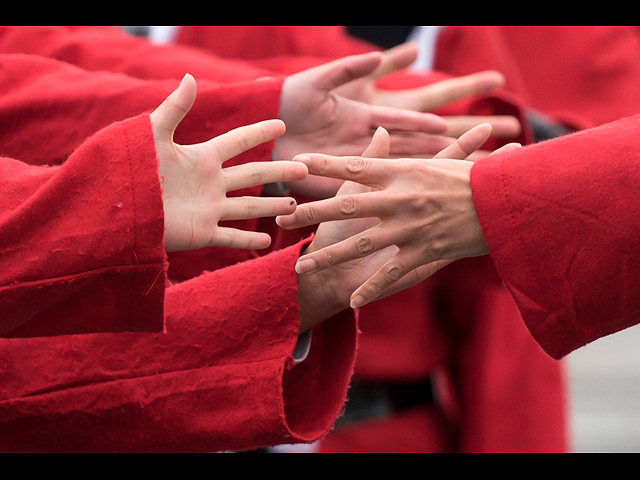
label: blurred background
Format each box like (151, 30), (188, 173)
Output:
(568, 323), (640, 452)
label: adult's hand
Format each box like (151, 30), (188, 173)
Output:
(274, 52), (451, 198)
(279, 125), (521, 310)
(151, 74), (308, 252)
(334, 42), (522, 141)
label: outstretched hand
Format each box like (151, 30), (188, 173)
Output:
(334, 42), (521, 144)
(279, 125), (521, 311)
(274, 52), (452, 199)
(150, 74), (308, 252)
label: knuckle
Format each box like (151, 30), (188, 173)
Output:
(383, 264), (403, 283)
(337, 195), (359, 217)
(366, 278), (384, 296)
(322, 249), (337, 267)
(346, 156), (368, 175)
(430, 238), (448, 259)
(315, 155), (331, 175)
(355, 236), (374, 256)
(406, 192), (429, 211)
(300, 205), (319, 225)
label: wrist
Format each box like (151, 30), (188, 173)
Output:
(296, 244), (345, 333)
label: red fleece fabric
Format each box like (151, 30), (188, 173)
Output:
(0, 42), (358, 451)
(472, 115), (640, 359)
(0, 235), (358, 452)
(0, 114), (166, 337)
(171, 25), (569, 453)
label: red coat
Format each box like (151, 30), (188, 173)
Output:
(434, 26), (640, 129)
(472, 114), (640, 360)
(0, 26), (574, 452)
(0, 48), (358, 451)
(0, 47), (285, 279)
(172, 25), (569, 452)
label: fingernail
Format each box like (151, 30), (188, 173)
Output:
(295, 258), (317, 274)
(350, 295), (365, 309)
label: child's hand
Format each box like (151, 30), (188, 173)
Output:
(150, 74), (308, 252)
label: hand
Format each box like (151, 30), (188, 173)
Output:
(295, 126), (484, 331)
(295, 127), (405, 331)
(274, 52), (451, 198)
(279, 125), (521, 310)
(150, 74), (308, 252)
(334, 43), (521, 143)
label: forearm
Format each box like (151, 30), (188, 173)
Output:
(0, 114), (165, 337)
(296, 240), (347, 333)
(471, 114), (640, 359)
(0, 26), (274, 83)
(0, 53), (284, 167)
(0, 240), (358, 452)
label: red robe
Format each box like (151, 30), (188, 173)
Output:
(0, 49), (358, 451)
(0, 26), (575, 452)
(434, 26), (640, 130)
(472, 114), (640, 360)
(0, 48), (285, 279)
(171, 25), (569, 452)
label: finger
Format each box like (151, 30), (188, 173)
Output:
(221, 196), (299, 221)
(210, 227), (272, 250)
(388, 133), (455, 158)
(295, 223), (397, 274)
(334, 127), (391, 198)
(444, 115), (522, 139)
(349, 248), (420, 308)
(489, 142), (522, 156)
(363, 126), (391, 158)
(377, 70), (505, 113)
(417, 70), (506, 112)
(289, 127), (394, 199)
(313, 52), (383, 93)
(351, 256), (454, 309)
(223, 160), (307, 192)
(433, 123), (493, 160)
(368, 104), (448, 134)
(276, 191), (385, 229)
(150, 73), (197, 142)
(201, 119), (287, 163)
(292, 153), (393, 188)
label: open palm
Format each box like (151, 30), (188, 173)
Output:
(150, 74), (308, 252)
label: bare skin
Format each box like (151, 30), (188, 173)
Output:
(150, 74), (308, 252)
(278, 126), (521, 313)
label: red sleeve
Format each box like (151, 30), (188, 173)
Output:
(0, 53), (285, 279)
(176, 26), (375, 61)
(0, 114), (166, 338)
(0, 239), (358, 453)
(0, 26), (273, 83)
(470, 114), (640, 359)
(0, 53), (283, 166)
(435, 26), (640, 130)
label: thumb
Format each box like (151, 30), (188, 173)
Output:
(150, 73), (197, 142)
(362, 126), (391, 158)
(334, 126), (391, 197)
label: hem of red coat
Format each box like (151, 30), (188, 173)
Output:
(470, 155), (568, 360)
(121, 114), (167, 333)
(280, 308), (359, 446)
